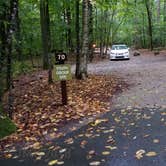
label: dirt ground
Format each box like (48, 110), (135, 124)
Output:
(86, 49), (166, 109)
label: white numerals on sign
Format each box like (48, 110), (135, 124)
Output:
(58, 54), (66, 60)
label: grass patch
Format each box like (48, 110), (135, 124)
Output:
(0, 107), (16, 139)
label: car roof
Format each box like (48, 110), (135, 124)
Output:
(112, 44), (127, 46)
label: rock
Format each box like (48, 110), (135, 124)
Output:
(133, 51), (141, 56)
(154, 50), (160, 56)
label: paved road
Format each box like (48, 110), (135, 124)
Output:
(1, 107), (166, 166)
(1, 51), (166, 166)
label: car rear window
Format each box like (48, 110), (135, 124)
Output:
(112, 45), (127, 50)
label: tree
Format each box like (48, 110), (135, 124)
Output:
(76, 0), (90, 79)
(40, 0), (52, 83)
(5, 0), (18, 119)
(0, 1), (7, 104)
(75, 0), (81, 79)
(15, 0), (22, 61)
(40, 0), (51, 70)
(144, 0), (153, 50)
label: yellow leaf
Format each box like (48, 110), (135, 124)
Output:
(32, 152), (45, 156)
(105, 146), (117, 150)
(102, 151), (110, 155)
(5, 153), (12, 159)
(53, 128), (58, 132)
(145, 152), (157, 157)
(91, 119), (108, 126)
(48, 160), (58, 166)
(32, 142), (41, 150)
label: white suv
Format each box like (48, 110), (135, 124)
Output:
(109, 44), (130, 60)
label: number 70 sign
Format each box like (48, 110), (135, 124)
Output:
(55, 53), (67, 64)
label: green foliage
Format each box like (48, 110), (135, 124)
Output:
(0, 108), (16, 139)
(13, 61), (33, 77)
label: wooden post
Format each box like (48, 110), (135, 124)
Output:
(54, 51), (68, 105)
(61, 80), (67, 105)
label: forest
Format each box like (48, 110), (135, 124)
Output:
(0, 0), (166, 117)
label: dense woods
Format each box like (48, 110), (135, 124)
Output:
(0, 0), (166, 116)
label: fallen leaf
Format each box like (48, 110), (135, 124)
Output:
(48, 160), (58, 165)
(59, 148), (67, 153)
(91, 119), (108, 126)
(64, 138), (74, 145)
(32, 152), (45, 156)
(57, 161), (64, 165)
(145, 151), (157, 157)
(80, 140), (88, 148)
(114, 117), (121, 123)
(4, 153), (12, 159)
(88, 150), (95, 155)
(89, 161), (101, 166)
(153, 139), (159, 143)
(105, 146), (117, 150)
(31, 142), (41, 150)
(135, 149), (146, 159)
(102, 151), (110, 155)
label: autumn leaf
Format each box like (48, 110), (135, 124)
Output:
(88, 150), (95, 155)
(114, 117), (121, 123)
(145, 152), (157, 157)
(4, 153), (12, 159)
(89, 161), (101, 166)
(57, 161), (64, 165)
(105, 146), (117, 150)
(48, 160), (58, 166)
(59, 148), (67, 153)
(31, 142), (41, 150)
(135, 149), (146, 159)
(31, 152), (45, 156)
(80, 140), (88, 148)
(102, 151), (110, 155)
(64, 138), (74, 145)
(153, 139), (160, 143)
(91, 119), (108, 126)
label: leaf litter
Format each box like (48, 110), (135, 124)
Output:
(0, 72), (123, 156)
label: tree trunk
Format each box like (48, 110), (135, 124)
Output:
(157, 0), (161, 22)
(99, 10), (105, 58)
(76, 0), (89, 79)
(145, 0), (153, 50)
(5, 0), (18, 118)
(66, 1), (73, 53)
(0, 4), (7, 103)
(80, 0), (89, 79)
(40, 0), (52, 83)
(75, 0), (81, 78)
(15, 0), (22, 61)
(40, 0), (50, 69)
(164, 0), (166, 22)
(88, 1), (94, 62)
(163, 0), (166, 46)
